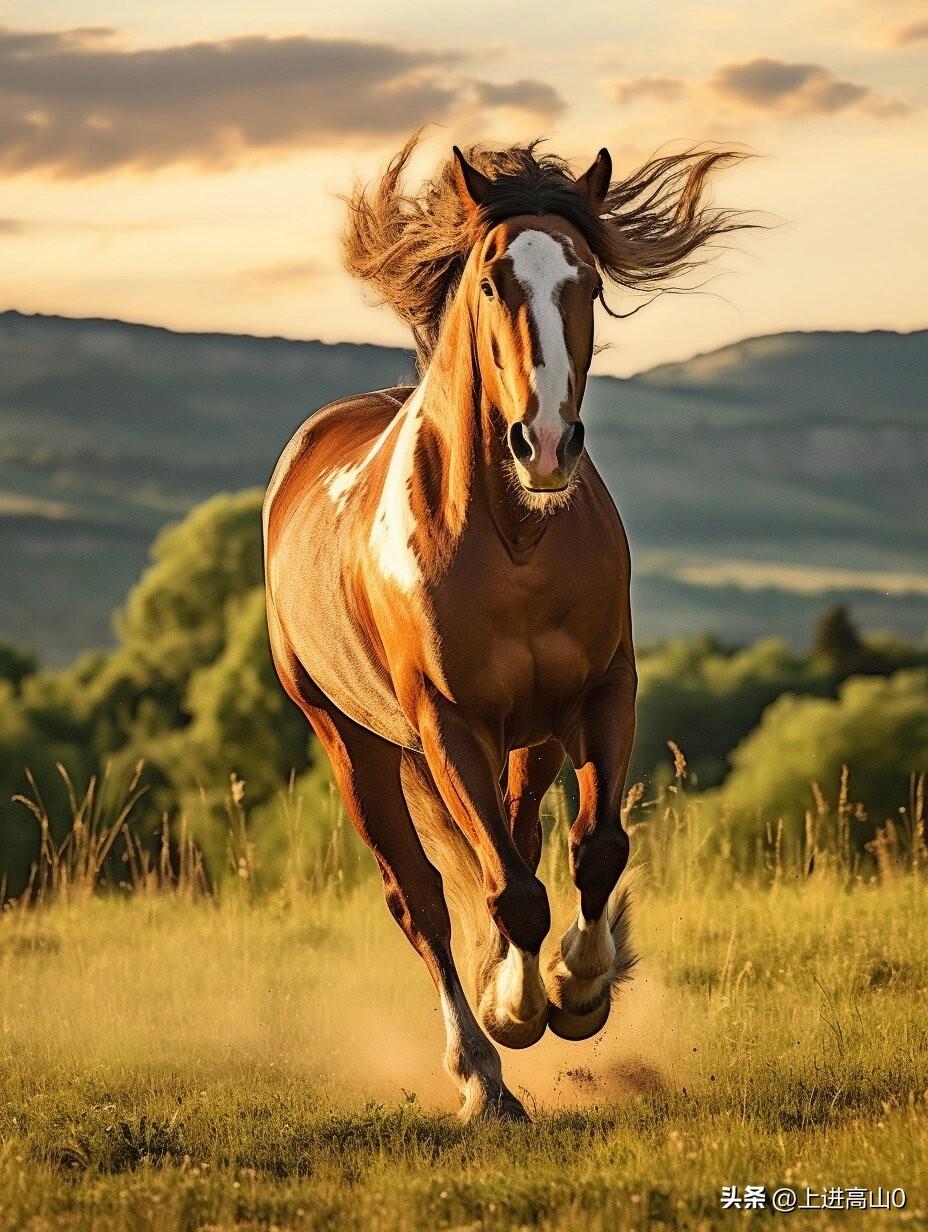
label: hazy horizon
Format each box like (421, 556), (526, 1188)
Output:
(2, 304), (926, 382)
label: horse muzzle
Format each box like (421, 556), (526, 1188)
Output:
(508, 418), (585, 491)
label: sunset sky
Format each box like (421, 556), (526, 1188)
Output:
(1, 0), (926, 374)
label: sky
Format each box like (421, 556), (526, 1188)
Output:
(1, 0), (926, 375)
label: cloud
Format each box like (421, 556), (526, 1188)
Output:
(0, 214), (190, 237)
(237, 260), (327, 288)
(865, 97), (912, 118)
(710, 58), (866, 113)
(708, 56), (908, 117)
(894, 20), (928, 45)
(470, 78), (565, 121)
(0, 26), (565, 177)
(611, 76), (685, 105)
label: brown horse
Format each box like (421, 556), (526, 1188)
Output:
(264, 137), (745, 1120)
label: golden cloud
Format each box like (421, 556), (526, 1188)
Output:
(0, 26), (565, 178)
(611, 76), (686, 105)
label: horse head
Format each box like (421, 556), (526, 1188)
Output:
(453, 146), (612, 496)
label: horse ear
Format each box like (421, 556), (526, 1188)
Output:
(452, 146), (492, 213)
(575, 148), (612, 212)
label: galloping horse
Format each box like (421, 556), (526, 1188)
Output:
(264, 137), (744, 1120)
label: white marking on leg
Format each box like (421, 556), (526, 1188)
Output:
(506, 230), (578, 454)
(370, 375), (429, 592)
(479, 943), (548, 1048)
(545, 890), (635, 1037)
(492, 946), (547, 1023)
(563, 909), (616, 980)
(439, 982), (504, 1118)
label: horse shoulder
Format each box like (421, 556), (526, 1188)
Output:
(263, 387), (414, 552)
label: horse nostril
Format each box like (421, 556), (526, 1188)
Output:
(508, 421), (534, 464)
(559, 421), (585, 465)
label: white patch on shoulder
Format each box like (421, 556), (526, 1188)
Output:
(324, 411), (394, 514)
(506, 230), (578, 434)
(370, 375), (429, 592)
(324, 463), (361, 512)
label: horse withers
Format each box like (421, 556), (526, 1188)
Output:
(263, 137), (745, 1120)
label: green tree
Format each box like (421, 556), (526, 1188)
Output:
(0, 671), (90, 894)
(0, 490), (320, 895)
(631, 636), (833, 789)
(0, 641), (37, 692)
(721, 668), (928, 830)
(812, 604), (865, 671)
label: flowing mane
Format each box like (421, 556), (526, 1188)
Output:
(343, 133), (751, 364)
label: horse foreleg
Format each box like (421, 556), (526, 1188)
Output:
(418, 693), (550, 1049)
(473, 741), (566, 1048)
(546, 665), (637, 1041)
(505, 740), (565, 871)
(290, 669), (527, 1121)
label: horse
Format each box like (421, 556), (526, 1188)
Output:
(263, 136), (745, 1121)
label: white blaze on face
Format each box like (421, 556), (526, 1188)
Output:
(505, 230), (578, 461)
(370, 375), (429, 592)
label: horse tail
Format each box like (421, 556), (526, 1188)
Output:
(399, 754), (497, 999)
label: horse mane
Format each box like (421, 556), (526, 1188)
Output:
(342, 132), (752, 365)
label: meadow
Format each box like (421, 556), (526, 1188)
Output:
(1, 774), (926, 1231)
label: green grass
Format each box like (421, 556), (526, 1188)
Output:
(2, 865), (927, 1230)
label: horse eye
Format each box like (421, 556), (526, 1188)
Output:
(480, 280), (495, 299)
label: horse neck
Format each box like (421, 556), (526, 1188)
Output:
(421, 269), (549, 560)
(418, 269), (480, 550)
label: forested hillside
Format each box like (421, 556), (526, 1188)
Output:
(2, 312), (926, 660)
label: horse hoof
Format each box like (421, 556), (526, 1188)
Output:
(461, 1082), (531, 1123)
(547, 996), (611, 1042)
(483, 1088), (532, 1123)
(479, 997), (548, 1050)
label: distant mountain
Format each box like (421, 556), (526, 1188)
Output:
(1, 310), (926, 662)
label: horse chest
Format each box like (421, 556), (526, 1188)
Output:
(434, 554), (621, 731)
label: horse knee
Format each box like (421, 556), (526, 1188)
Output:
(488, 872), (550, 954)
(571, 826), (630, 916)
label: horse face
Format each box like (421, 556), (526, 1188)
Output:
(473, 218), (601, 494)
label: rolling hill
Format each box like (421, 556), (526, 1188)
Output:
(1, 310), (926, 663)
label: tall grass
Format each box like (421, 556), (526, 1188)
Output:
(624, 748), (926, 892)
(4, 751), (926, 914)
(7, 762), (210, 907)
(2, 755), (928, 1229)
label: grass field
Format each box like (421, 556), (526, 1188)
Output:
(2, 798), (927, 1232)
